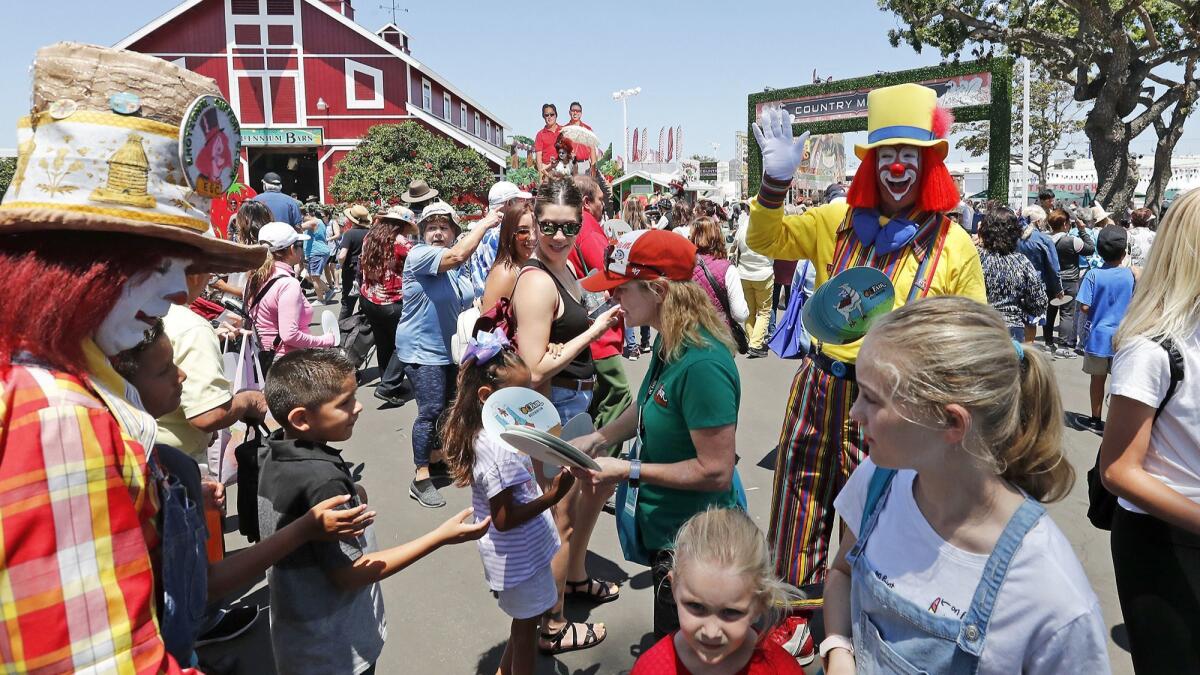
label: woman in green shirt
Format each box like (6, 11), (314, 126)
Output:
(573, 229), (742, 638)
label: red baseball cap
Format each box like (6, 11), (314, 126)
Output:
(581, 229), (697, 292)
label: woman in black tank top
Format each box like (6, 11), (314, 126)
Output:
(510, 179), (623, 655)
(512, 183), (620, 398)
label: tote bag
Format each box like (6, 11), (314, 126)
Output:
(768, 261), (811, 359)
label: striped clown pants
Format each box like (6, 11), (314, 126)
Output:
(766, 355), (866, 609)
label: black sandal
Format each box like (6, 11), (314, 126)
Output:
(565, 577), (620, 604)
(538, 621), (606, 655)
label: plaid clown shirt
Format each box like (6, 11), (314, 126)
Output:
(0, 342), (191, 674)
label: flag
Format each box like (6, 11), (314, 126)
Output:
(658, 127), (665, 162)
(676, 126), (683, 159)
(667, 128), (674, 161)
(632, 128), (639, 162)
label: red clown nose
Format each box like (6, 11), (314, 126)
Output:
(888, 162), (906, 177)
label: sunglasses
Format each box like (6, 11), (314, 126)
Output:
(538, 219), (581, 236)
(543, 112), (556, 118)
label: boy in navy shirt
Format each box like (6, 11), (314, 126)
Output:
(1077, 226), (1137, 432)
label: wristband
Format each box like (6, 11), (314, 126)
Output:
(628, 459), (641, 486)
(818, 634), (854, 662)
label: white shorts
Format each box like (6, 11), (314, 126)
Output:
(496, 565), (557, 620)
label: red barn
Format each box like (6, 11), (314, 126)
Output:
(117, 0), (509, 202)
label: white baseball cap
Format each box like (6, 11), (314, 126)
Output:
(488, 180), (533, 208)
(258, 221), (309, 251)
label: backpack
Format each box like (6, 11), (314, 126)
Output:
(696, 256), (749, 354)
(244, 274), (288, 353)
(235, 425), (271, 542)
(338, 313), (375, 369)
(1086, 339), (1184, 530)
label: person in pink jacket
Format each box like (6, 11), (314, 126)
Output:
(251, 222), (337, 371)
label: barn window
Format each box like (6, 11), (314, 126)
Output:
(460, 103), (467, 129)
(344, 59), (384, 110)
(421, 79), (432, 113)
(443, 92), (451, 121)
(231, 0), (258, 14)
(474, 112), (481, 137)
(266, 0), (294, 14)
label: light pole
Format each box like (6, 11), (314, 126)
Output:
(612, 87), (641, 164)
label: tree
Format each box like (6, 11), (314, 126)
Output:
(329, 122), (493, 204)
(0, 157), (14, 198)
(689, 154), (717, 162)
(879, 0), (1200, 212)
(958, 65), (1085, 190)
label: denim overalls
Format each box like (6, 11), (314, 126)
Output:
(150, 445), (210, 667)
(846, 469), (1045, 674)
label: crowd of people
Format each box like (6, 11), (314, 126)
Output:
(4, 43), (1200, 675)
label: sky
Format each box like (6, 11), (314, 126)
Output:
(2, 0), (1197, 166)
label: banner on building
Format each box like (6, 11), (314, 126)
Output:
(757, 72), (992, 123)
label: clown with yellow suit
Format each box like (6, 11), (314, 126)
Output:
(748, 84), (986, 624)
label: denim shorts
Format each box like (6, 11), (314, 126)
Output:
(307, 254), (329, 275)
(550, 385), (592, 424)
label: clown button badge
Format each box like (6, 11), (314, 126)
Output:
(802, 266), (896, 345)
(179, 95), (241, 198)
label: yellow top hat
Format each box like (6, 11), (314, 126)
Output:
(853, 83), (950, 160)
(0, 42), (266, 274)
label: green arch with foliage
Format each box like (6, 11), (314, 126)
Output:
(747, 57), (1013, 201)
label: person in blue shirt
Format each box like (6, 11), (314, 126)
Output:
(394, 201), (500, 508)
(302, 207), (335, 303)
(1077, 225), (1137, 432)
(252, 172), (302, 227)
(1017, 205), (1063, 343)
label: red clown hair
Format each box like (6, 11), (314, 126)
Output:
(0, 232), (200, 377)
(846, 147), (960, 213)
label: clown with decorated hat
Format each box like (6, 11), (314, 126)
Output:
(0, 43), (271, 673)
(747, 83), (985, 634)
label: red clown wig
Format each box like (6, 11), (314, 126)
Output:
(0, 232), (200, 377)
(846, 147), (960, 214)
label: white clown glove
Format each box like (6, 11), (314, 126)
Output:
(751, 106), (811, 182)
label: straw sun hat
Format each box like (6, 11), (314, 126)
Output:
(0, 42), (267, 273)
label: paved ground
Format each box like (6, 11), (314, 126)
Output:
(199, 312), (1131, 674)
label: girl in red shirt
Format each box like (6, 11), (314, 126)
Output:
(631, 508), (805, 675)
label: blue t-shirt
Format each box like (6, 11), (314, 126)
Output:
(304, 220), (332, 258)
(1077, 265), (1136, 358)
(253, 191), (302, 227)
(394, 244), (474, 365)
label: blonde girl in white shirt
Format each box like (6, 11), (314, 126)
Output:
(821, 296), (1109, 675)
(1101, 188), (1200, 674)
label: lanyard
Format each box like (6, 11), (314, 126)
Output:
(634, 351), (667, 456)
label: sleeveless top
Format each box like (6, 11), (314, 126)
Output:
(523, 258), (595, 380)
(692, 253), (733, 322)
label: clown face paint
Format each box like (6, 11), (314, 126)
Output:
(876, 145), (922, 213)
(95, 257), (190, 356)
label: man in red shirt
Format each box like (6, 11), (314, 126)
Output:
(534, 103), (561, 177)
(565, 101), (593, 168)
